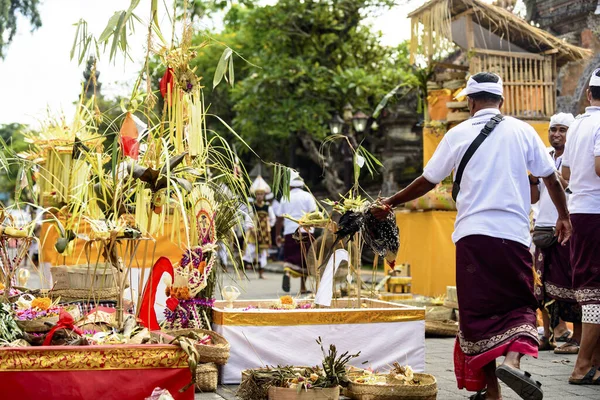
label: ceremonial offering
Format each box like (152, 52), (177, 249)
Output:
(238, 338), (358, 400)
(346, 363), (438, 400)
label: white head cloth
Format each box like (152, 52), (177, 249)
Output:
(456, 74), (504, 98)
(250, 175), (271, 194)
(549, 112), (575, 128)
(590, 68), (600, 87)
(289, 170), (304, 188)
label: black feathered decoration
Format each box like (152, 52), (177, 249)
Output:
(362, 210), (399, 263)
(318, 208), (399, 270)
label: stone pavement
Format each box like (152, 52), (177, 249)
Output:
(196, 337), (598, 399)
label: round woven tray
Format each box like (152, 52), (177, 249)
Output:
(268, 386), (340, 400)
(49, 287), (121, 301)
(16, 315), (60, 333)
(15, 306), (81, 333)
(425, 320), (458, 337)
(166, 328), (230, 365)
(347, 373), (437, 400)
(196, 362), (218, 392)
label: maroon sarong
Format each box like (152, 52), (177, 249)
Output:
(534, 240), (576, 303)
(283, 233), (310, 275)
(534, 241), (581, 325)
(570, 214), (600, 305)
(454, 235), (539, 391)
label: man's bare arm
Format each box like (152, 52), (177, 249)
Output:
(561, 165), (571, 181)
(372, 176), (436, 219)
(529, 176), (540, 204)
(542, 172), (572, 245)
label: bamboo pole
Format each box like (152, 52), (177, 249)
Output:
(524, 58), (531, 115)
(518, 58), (524, 118)
(537, 59), (542, 116)
(511, 57), (517, 117)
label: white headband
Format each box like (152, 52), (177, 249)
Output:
(456, 75), (504, 98)
(590, 68), (600, 87)
(549, 112), (575, 128)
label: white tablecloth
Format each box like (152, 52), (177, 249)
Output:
(214, 320), (425, 384)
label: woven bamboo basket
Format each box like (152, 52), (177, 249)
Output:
(50, 287), (121, 301)
(425, 306), (453, 322)
(268, 386), (340, 400)
(347, 373), (437, 400)
(425, 320), (458, 337)
(161, 328), (230, 365)
(16, 314), (59, 333)
(15, 306), (81, 333)
(52, 264), (118, 291)
(195, 362), (218, 392)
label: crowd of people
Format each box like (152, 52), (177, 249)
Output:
(240, 171), (317, 293)
(372, 69), (600, 400)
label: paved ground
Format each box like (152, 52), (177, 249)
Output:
(194, 269), (599, 399)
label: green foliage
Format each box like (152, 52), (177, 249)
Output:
(71, 0), (143, 65)
(0, 303), (22, 343)
(0, 123), (29, 194)
(162, 0), (415, 164)
(0, 0), (42, 59)
(177, 0), (257, 21)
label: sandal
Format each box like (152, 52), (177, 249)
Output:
(538, 336), (555, 351)
(555, 330), (572, 342)
(496, 365), (543, 400)
(568, 366), (600, 385)
(469, 389), (487, 400)
(554, 339), (579, 355)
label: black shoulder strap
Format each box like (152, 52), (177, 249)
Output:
(452, 114), (504, 202)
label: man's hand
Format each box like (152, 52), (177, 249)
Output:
(276, 236), (284, 247)
(370, 198), (392, 220)
(556, 216), (572, 246)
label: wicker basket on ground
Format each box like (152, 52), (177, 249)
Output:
(346, 373), (437, 400)
(425, 320), (458, 337)
(195, 362), (218, 392)
(155, 328), (230, 365)
(268, 386), (340, 400)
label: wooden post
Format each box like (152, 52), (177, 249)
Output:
(551, 57), (557, 116)
(523, 58), (531, 119)
(466, 16), (475, 50)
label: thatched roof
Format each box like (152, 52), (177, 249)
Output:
(408, 0), (591, 67)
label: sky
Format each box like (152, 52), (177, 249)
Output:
(0, 0), (433, 127)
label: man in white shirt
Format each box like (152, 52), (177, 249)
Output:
(372, 72), (570, 400)
(530, 113), (581, 355)
(275, 173), (317, 294)
(561, 68), (600, 385)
